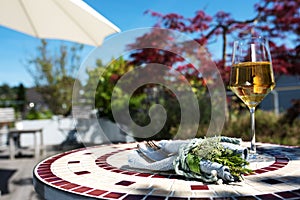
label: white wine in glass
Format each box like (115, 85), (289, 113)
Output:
(229, 37), (275, 153)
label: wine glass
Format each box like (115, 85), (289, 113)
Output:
(229, 36), (275, 154)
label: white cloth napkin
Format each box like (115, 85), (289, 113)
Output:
(128, 140), (189, 171)
(128, 138), (248, 172)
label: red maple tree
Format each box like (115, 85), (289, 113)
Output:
(129, 0), (300, 85)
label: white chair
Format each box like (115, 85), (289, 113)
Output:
(0, 108), (15, 149)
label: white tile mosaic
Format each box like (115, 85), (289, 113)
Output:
(33, 142), (300, 199)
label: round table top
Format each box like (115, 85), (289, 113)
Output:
(33, 142), (300, 200)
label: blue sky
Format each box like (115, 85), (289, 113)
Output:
(0, 0), (258, 87)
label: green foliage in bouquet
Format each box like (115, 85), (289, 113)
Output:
(188, 137), (252, 179)
(186, 154), (201, 174)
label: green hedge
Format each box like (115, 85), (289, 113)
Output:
(25, 109), (53, 120)
(222, 110), (300, 146)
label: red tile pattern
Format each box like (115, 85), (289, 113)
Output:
(103, 192), (126, 199)
(72, 186), (93, 193)
(275, 191), (300, 199)
(190, 185), (209, 190)
(51, 180), (70, 186)
(74, 171), (91, 175)
(60, 183), (80, 190)
(87, 189), (108, 196)
(122, 194), (147, 200)
(33, 143), (300, 199)
(115, 180), (135, 186)
(256, 193), (282, 199)
(68, 161), (80, 164)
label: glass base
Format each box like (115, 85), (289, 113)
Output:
(247, 150), (258, 162)
(246, 150), (275, 170)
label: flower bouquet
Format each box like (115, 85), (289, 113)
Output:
(174, 137), (252, 183)
(128, 136), (252, 184)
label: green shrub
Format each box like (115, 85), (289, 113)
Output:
(88, 57), (212, 141)
(25, 109), (53, 120)
(222, 109), (300, 146)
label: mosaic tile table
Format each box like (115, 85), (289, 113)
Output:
(33, 142), (300, 200)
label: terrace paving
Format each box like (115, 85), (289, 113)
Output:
(0, 145), (65, 200)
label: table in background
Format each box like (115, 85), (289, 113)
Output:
(33, 142), (300, 200)
(9, 128), (44, 160)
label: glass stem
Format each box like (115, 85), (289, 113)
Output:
(249, 107), (256, 153)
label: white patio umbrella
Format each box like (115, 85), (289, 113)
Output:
(0, 0), (120, 46)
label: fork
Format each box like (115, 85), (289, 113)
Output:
(145, 141), (177, 157)
(136, 144), (156, 163)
